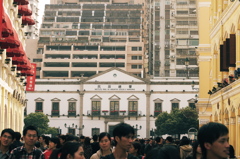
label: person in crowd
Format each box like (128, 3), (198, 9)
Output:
(83, 137), (93, 159)
(9, 125), (44, 159)
(91, 134), (100, 154)
(229, 145), (236, 159)
(139, 139), (145, 156)
(186, 141), (202, 159)
(0, 128), (15, 159)
(157, 136), (180, 159)
(65, 134), (79, 142)
(154, 137), (163, 148)
(128, 142), (143, 159)
(90, 132), (112, 159)
(103, 122), (138, 159)
(80, 135), (85, 144)
(197, 122), (229, 159)
(59, 135), (66, 146)
(39, 135), (49, 151)
(44, 137), (61, 159)
(144, 138), (154, 156)
(50, 141), (85, 159)
(179, 137), (192, 159)
(11, 132), (23, 149)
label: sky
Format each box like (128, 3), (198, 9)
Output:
(38, 0), (50, 27)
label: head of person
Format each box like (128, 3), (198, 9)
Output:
(129, 142), (141, 156)
(23, 125), (38, 147)
(59, 135), (66, 145)
(49, 137), (61, 149)
(14, 132), (21, 141)
(180, 137), (190, 146)
(113, 122), (135, 151)
(0, 128), (15, 147)
(80, 135), (85, 143)
(60, 142), (85, 159)
(92, 134), (98, 142)
(98, 132), (111, 151)
(83, 137), (91, 147)
(197, 122), (229, 159)
(166, 136), (173, 143)
(66, 135), (78, 142)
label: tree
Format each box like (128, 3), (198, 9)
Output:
(24, 112), (58, 136)
(155, 107), (198, 138)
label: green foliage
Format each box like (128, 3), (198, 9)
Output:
(24, 112), (58, 136)
(155, 107), (198, 137)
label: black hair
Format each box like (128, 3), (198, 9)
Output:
(99, 132), (111, 143)
(35, 141), (41, 148)
(191, 140), (199, 159)
(50, 137), (61, 148)
(83, 137), (91, 146)
(132, 142), (141, 156)
(92, 134), (98, 141)
(113, 122), (134, 144)
(180, 137), (190, 146)
(197, 122), (228, 158)
(50, 142), (83, 159)
(1, 128), (15, 140)
(65, 135), (77, 142)
(14, 132), (21, 141)
(23, 125), (38, 136)
(80, 135), (85, 139)
(229, 145), (236, 158)
(166, 136), (173, 143)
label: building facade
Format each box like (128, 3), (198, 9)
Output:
(32, 0), (146, 79)
(0, 0), (35, 132)
(26, 67), (198, 138)
(197, 0), (240, 157)
(147, 0), (199, 77)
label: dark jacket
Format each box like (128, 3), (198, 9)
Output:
(103, 153), (139, 159)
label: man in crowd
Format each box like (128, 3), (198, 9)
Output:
(158, 136), (180, 159)
(103, 122), (138, 159)
(9, 125), (44, 159)
(0, 128), (15, 159)
(198, 122), (229, 159)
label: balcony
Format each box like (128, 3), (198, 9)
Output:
(86, 110), (142, 118)
(68, 111), (76, 117)
(35, 110), (43, 113)
(154, 110), (162, 117)
(51, 110), (59, 116)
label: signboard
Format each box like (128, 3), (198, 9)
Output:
(26, 63), (36, 91)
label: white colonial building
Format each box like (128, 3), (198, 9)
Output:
(26, 67), (198, 138)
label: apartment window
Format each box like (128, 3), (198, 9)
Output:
(52, 102), (59, 116)
(68, 128), (75, 135)
(129, 101), (138, 116)
(154, 103), (162, 116)
(33, 59), (42, 62)
(172, 103), (179, 110)
(132, 56), (142, 60)
(35, 102), (43, 112)
(177, 11), (188, 15)
(132, 47), (142, 51)
(176, 21), (188, 25)
(68, 102), (76, 116)
(92, 128), (100, 136)
(189, 103), (196, 109)
(190, 31), (198, 35)
(131, 65), (142, 69)
(189, 40), (199, 46)
(110, 101), (119, 115)
(92, 101), (101, 116)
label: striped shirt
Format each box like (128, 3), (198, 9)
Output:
(9, 146), (44, 159)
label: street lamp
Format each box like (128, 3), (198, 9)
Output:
(133, 124), (142, 138)
(185, 58), (189, 79)
(64, 123), (84, 136)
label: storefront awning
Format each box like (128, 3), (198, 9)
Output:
(18, 5), (32, 16)
(6, 43), (25, 57)
(2, 12), (13, 37)
(22, 15), (35, 26)
(13, 0), (29, 5)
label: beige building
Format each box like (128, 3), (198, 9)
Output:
(197, 0), (240, 157)
(32, 0), (146, 79)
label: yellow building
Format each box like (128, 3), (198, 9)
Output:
(0, 0), (31, 132)
(197, 0), (240, 156)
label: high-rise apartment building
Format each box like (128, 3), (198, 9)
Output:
(34, 0), (146, 79)
(147, 0), (198, 78)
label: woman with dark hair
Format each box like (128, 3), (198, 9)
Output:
(50, 141), (85, 159)
(128, 142), (143, 159)
(44, 137), (61, 159)
(186, 141), (202, 159)
(83, 137), (93, 159)
(90, 132), (112, 159)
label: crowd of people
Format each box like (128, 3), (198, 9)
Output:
(0, 122), (236, 159)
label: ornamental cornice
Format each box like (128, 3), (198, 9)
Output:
(210, 1), (239, 39)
